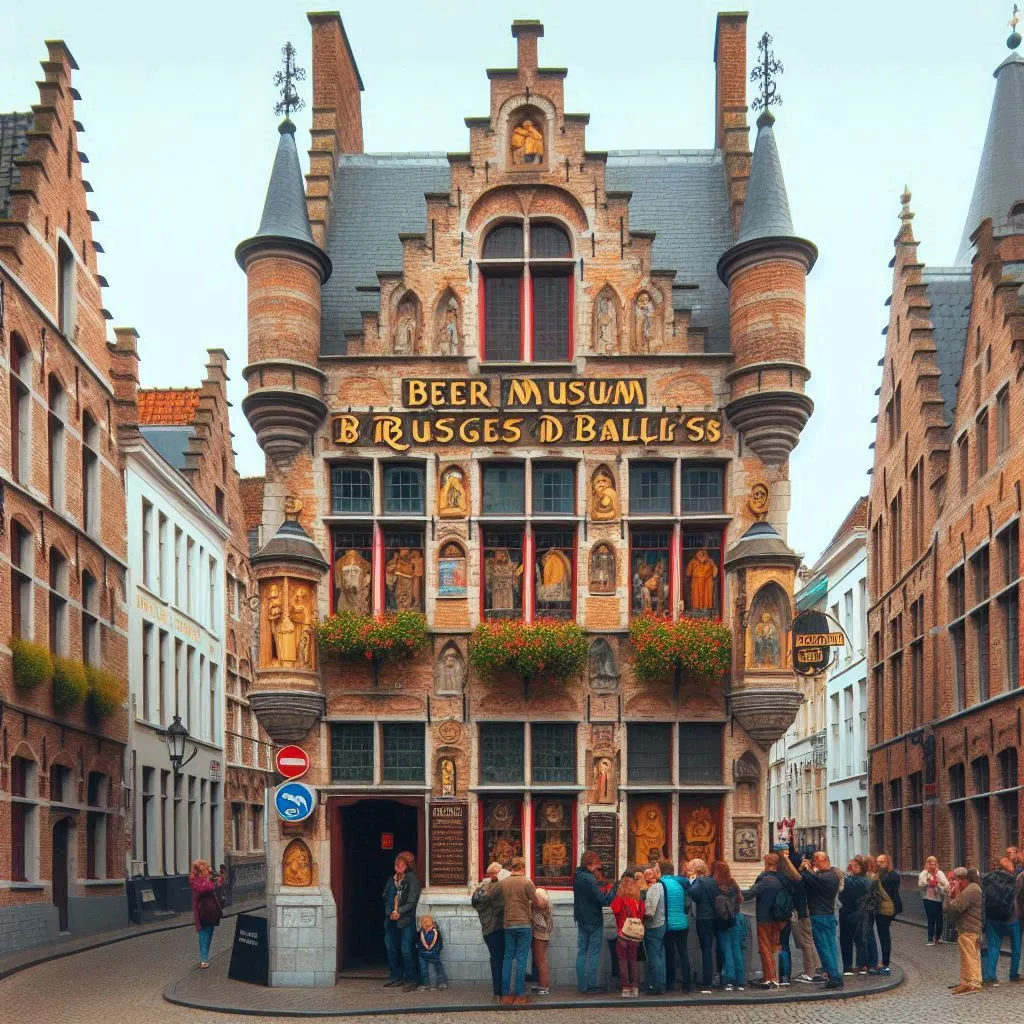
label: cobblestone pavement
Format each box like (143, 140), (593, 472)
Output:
(0, 921), (1018, 1023)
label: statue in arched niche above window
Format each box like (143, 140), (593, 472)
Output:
(747, 582), (791, 670)
(511, 117), (544, 165)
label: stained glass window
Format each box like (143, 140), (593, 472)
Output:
(383, 529), (425, 612)
(480, 723), (524, 784)
(533, 795), (574, 886)
(483, 529), (525, 619)
(678, 724), (723, 783)
(627, 723), (672, 783)
(482, 796), (523, 869)
(682, 465), (724, 513)
(331, 723), (374, 783)
(382, 723), (425, 783)
(383, 464), (425, 515)
(682, 529), (723, 619)
(629, 529), (671, 617)
(531, 724), (576, 783)
(331, 528), (373, 616)
(534, 529), (574, 620)
(331, 464), (373, 514)
(629, 463), (672, 514)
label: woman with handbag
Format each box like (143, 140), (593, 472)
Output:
(190, 859), (223, 968)
(610, 875), (645, 997)
(875, 853), (901, 974)
(711, 860), (744, 992)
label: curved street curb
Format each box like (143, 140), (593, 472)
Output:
(162, 965), (904, 1017)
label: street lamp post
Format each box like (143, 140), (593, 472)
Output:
(164, 715), (197, 775)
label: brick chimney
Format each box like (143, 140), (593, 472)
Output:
(713, 12), (751, 233)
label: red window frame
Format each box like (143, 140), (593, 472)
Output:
(528, 793), (577, 889)
(478, 795), (525, 873)
(628, 526), (674, 619)
(681, 527), (725, 620)
(531, 525), (577, 622)
(480, 525), (526, 622)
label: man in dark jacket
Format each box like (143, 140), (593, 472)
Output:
(382, 852), (421, 990)
(743, 852), (786, 988)
(471, 861), (506, 1000)
(573, 850), (616, 994)
(982, 858), (1021, 985)
(781, 850), (843, 989)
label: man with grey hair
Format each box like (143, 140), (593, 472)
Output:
(472, 861), (506, 1001)
(945, 866), (983, 994)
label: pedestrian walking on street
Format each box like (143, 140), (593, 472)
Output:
(981, 857), (1021, 985)
(643, 865), (668, 994)
(497, 856), (543, 1005)
(189, 859), (222, 969)
(573, 849), (616, 994)
(659, 861), (693, 992)
(382, 851), (421, 991)
(530, 888), (553, 996)
(415, 915), (448, 991)
(743, 852), (789, 990)
(918, 855), (949, 945)
(875, 853), (902, 974)
(610, 875), (645, 997)
(471, 862), (505, 1002)
(710, 860), (744, 992)
(945, 866), (983, 995)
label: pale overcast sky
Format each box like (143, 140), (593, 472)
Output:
(0, 1), (1013, 564)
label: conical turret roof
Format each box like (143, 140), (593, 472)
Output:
(737, 111), (795, 243)
(956, 50), (1024, 263)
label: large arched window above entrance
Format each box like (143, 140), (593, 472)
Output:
(479, 220), (574, 363)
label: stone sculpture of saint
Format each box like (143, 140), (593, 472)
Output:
(590, 468), (619, 522)
(635, 292), (655, 353)
(335, 549), (371, 615)
(439, 467), (468, 518)
(596, 293), (616, 354)
(631, 803), (666, 865)
(487, 548), (523, 612)
(511, 118), (544, 164)
(386, 548), (423, 612)
(395, 307), (416, 355)
(588, 638), (618, 691)
(686, 548), (719, 613)
(438, 646), (465, 694)
(290, 586), (314, 670)
(593, 757), (614, 804)
(753, 611), (781, 668)
(590, 542), (616, 593)
(438, 298), (460, 355)
(266, 583), (296, 665)
(440, 758), (456, 797)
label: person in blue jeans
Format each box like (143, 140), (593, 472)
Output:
(780, 849), (843, 989)
(643, 866), (668, 994)
(497, 856), (543, 1004)
(382, 851), (421, 991)
(711, 860), (745, 991)
(982, 860), (1022, 983)
(573, 850), (616, 993)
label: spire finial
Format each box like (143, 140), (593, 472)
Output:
(1010, 4), (1022, 49)
(899, 185), (915, 222)
(751, 31), (784, 120)
(273, 42), (306, 119)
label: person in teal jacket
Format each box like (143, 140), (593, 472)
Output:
(660, 863), (693, 992)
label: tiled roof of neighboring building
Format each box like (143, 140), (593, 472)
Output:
(239, 476), (265, 531)
(0, 111), (32, 218)
(137, 388), (201, 426)
(922, 268), (972, 422)
(825, 495), (868, 552)
(320, 150), (733, 355)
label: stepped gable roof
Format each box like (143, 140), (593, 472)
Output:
(319, 150), (733, 355)
(921, 268), (972, 422)
(0, 111), (32, 217)
(736, 111), (795, 244)
(957, 49), (1024, 264)
(137, 387), (201, 426)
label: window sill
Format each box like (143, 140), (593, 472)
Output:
(321, 783), (430, 792)
(6, 882), (45, 892)
(478, 362), (575, 373)
(80, 878), (125, 887)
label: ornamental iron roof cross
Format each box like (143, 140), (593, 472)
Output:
(750, 31), (783, 113)
(1010, 4), (1022, 49)
(273, 42), (306, 119)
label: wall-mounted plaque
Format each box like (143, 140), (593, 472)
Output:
(429, 801), (468, 886)
(585, 811), (618, 882)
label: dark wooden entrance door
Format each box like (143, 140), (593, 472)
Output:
(337, 800), (419, 971)
(52, 817), (71, 932)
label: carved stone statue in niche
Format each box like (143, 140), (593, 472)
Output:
(590, 466), (619, 522)
(685, 548), (719, 615)
(289, 585), (315, 670)
(538, 799), (568, 874)
(266, 583), (296, 666)
(630, 802), (666, 864)
(734, 825), (759, 861)
(753, 612), (781, 668)
(748, 482), (770, 521)
(437, 297), (460, 355)
(683, 806), (717, 864)
(748, 583), (790, 670)
(439, 757), (456, 798)
(282, 838), (313, 887)
(438, 466), (469, 519)
(436, 643), (466, 695)
(594, 290), (617, 354)
(394, 301), (417, 355)
(592, 757), (614, 804)
(589, 542), (616, 595)
(510, 117), (544, 164)
(536, 548), (572, 605)
(385, 547), (424, 612)
(588, 638), (619, 692)
(335, 548), (371, 615)
(634, 291), (657, 353)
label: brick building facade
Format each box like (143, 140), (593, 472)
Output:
(867, 36), (1024, 875)
(241, 13), (818, 984)
(0, 43), (130, 952)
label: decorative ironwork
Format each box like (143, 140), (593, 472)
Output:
(1010, 4), (1022, 49)
(273, 42), (306, 119)
(750, 31), (783, 113)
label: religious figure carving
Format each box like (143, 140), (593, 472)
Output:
(748, 482), (770, 521)
(633, 559), (669, 617)
(510, 117), (544, 164)
(284, 496), (303, 521)
(588, 638), (619, 691)
(282, 838), (313, 887)
(437, 541), (467, 597)
(634, 291), (656, 353)
(685, 548), (719, 614)
(289, 585), (315, 670)
(589, 541), (616, 595)
(595, 291), (617, 354)
(734, 825), (759, 862)
(590, 467), (619, 522)
(386, 547), (424, 612)
(683, 806), (718, 864)
(437, 296), (460, 355)
(485, 548), (523, 613)
(439, 757), (456, 798)
(753, 611), (781, 668)
(266, 583), (296, 666)
(592, 757), (614, 804)
(436, 644), (466, 695)
(394, 302), (417, 355)
(536, 548), (572, 605)
(538, 800), (568, 874)
(438, 466), (469, 519)
(630, 802), (666, 864)
(335, 548), (371, 615)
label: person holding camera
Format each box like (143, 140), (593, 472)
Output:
(742, 852), (790, 989)
(779, 849), (844, 989)
(945, 866), (983, 994)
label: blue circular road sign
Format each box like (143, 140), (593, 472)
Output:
(274, 781), (316, 823)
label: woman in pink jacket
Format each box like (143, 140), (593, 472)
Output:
(190, 859), (222, 967)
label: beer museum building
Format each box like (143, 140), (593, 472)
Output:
(240, 12), (817, 985)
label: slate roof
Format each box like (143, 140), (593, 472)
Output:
(736, 112), (795, 244)
(140, 426), (193, 471)
(922, 268), (972, 422)
(320, 150), (733, 355)
(0, 112), (32, 218)
(254, 120), (316, 246)
(957, 50), (1024, 264)
(137, 387), (201, 425)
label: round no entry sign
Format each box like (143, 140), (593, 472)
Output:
(275, 745), (310, 780)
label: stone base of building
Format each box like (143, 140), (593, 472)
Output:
(269, 887), (337, 987)
(0, 889), (128, 956)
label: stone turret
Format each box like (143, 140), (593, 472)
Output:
(718, 111), (817, 465)
(236, 120), (332, 463)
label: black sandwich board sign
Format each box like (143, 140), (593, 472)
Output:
(228, 913), (269, 986)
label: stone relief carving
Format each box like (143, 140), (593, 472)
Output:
(436, 719), (462, 744)
(439, 757), (456, 798)
(593, 287), (618, 355)
(334, 548), (372, 615)
(589, 465), (619, 522)
(592, 756), (615, 804)
(587, 638), (619, 691)
(393, 295), (420, 356)
(282, 838), (313, 887)
(734, 824), (760, 861)
(435, 642), (466, 695)
(510, 116), (544, 165)
(261, 578), (317, 670)
(438, 465), (469, 519)
(436, 294), (461, 356)
(630, 802), (666, 864)
(748, 482), (770, 521)
(682, 806), (717, 864)
(589, 541), (617, 595)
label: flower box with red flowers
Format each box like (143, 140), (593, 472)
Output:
(316, 610), (429, 665)
(468, 619), (588, 684)
(629, 614), (732, 684)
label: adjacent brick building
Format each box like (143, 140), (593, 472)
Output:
(240, 13), (819, 984)
(0, 43), (130, 951)
(867, 34), (1024, 875)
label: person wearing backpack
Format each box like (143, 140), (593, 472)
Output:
(982, 857), (1021, 985)
(659, 862), (693, 993)
(860, 858), (884, 974)
(874, 853), (902, 974)
(684, 858), (717, 994)
(711, 860), (744, 991)
(742, 852), (789, 989)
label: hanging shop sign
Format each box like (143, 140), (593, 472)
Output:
(791, 609), (845, 677)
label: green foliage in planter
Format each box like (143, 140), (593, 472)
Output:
(86, 665), (127, 718)
(469, 619), (589, 683)
(316, 610), (429, 665)
(10, 638), (53, 693)
(629, 614), (732, 683)
(52, 656), (88, 715)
